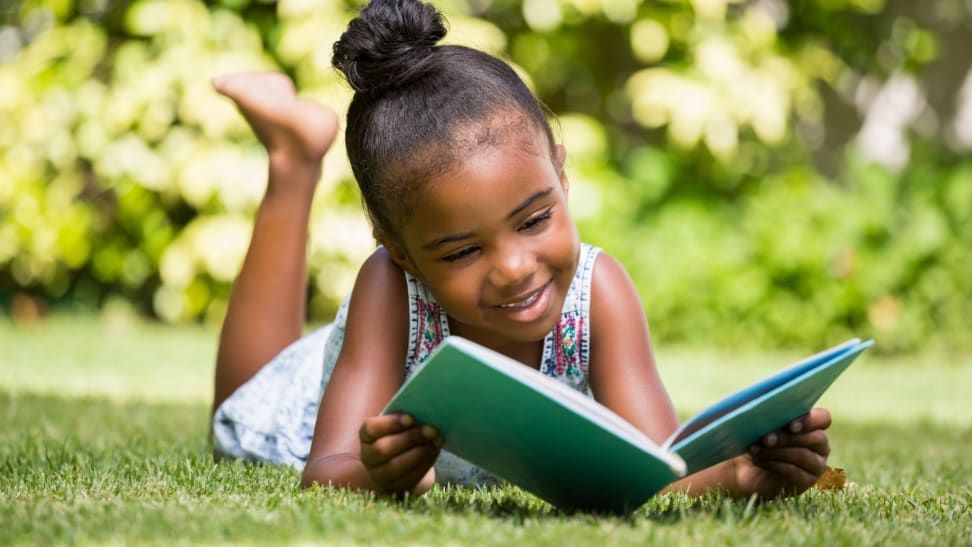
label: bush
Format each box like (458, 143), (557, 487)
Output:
(2, 0), (970, 353)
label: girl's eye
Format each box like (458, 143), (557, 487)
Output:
(520, 209), (553, 231)
(442, 246), (479, 263)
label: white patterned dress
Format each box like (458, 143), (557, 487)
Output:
(212, 243), (601, 486)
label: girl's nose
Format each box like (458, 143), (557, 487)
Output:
(488, 247), (537, 289)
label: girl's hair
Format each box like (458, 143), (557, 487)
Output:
(332, 0), (555, 242)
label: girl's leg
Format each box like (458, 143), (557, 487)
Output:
(211, 73), (339, 412)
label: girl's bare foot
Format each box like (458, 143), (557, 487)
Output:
(213, 72), (339, 168)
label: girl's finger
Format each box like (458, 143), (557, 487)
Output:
(750, 446), (828, 477)
(369, 443), (441, 491)
(788, 408), (832, 435)
(757, 429), (830, 455)
(359, 414), (417, 444)
(361, 424), (440, 467)
(754, 459), (819, 493)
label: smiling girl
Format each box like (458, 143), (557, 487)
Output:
(210, 0), (833, 500)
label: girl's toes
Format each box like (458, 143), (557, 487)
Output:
(212, 72), (295, 104)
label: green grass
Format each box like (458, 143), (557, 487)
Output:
(2, 316), (971, 545)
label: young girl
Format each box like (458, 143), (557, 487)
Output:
(211, 0), (833, 501)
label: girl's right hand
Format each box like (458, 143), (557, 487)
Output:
(358, 414), (443, 495)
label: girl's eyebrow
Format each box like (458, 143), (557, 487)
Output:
(507, 187), (554, 219)
(421, 187), (555, 250)
(422, 231), (475, 250)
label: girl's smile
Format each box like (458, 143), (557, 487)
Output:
(491, 278), (552, 324)
(494, 279), (550, 309)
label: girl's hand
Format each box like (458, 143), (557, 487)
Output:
(358, 414), (443, 495)
(732, 408), (832, 498)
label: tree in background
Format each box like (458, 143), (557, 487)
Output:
(1, 0), (970, 353)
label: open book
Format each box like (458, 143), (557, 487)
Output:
(384, 337), (873, 513)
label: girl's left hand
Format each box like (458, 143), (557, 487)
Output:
(732, 407), (832, 498)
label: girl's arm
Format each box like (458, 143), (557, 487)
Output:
(587, 252), (830, 498)
(300, 248), (441, 496)
(585, 253), (729, 493)
(587, 253), (679, 443)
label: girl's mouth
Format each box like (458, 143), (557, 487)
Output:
(497, 286), (544, 309)
(492, 280), (553, 322)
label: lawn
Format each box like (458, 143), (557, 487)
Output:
(2, 316), (970, 545)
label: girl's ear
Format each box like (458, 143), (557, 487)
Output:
(382, 239), (422, 281)
(554, 144), (569, 194)
(368, 211), (423, 280)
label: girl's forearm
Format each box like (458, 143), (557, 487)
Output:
(301, 454), (377, 491)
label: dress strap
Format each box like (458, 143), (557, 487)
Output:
(539, 243), (600, 393)
(404, 271), (451, 378)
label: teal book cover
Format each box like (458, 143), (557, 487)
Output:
(384, 337), (686, 513)
(384, 336), (872, 513)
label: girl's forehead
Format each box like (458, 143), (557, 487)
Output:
(431, 126), (555, 196)
(400, 135), (563, 247)
(389, 111), (557, 239)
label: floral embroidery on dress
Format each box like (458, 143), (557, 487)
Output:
(553, 316), (583, 378)
(413, 298), (444, 364)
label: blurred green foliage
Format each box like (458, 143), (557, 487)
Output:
(1, 0), (970, 353)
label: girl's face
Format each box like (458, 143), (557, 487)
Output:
(390, 126), (581, 357)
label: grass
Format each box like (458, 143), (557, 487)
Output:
(2, 315), (971, 545)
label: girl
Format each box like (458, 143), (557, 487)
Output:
(211, 0), (833, 500)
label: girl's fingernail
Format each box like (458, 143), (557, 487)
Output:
(791, 421), (803, 433)
(400, 414), (414, 426)
(765, 433), (778, 447)
(421, 425), (437, 439)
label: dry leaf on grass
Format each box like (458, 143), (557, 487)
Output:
(813, 466), (847, 491)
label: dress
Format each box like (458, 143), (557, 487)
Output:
(212, 243), (601, 486)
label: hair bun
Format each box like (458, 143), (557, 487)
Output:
(332, 0), (447, 94)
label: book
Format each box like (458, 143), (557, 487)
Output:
(383, 336), (873, 513)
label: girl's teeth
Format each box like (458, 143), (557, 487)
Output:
(499, 290), (540, 308)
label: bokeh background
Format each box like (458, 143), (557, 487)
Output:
(1, 0), (970, 354)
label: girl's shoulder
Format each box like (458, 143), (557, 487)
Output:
(359, 246), (406, 282)
(341, 246), (411, 351)
(587, 248), (645, 333)
(587, 247), (628, 285)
